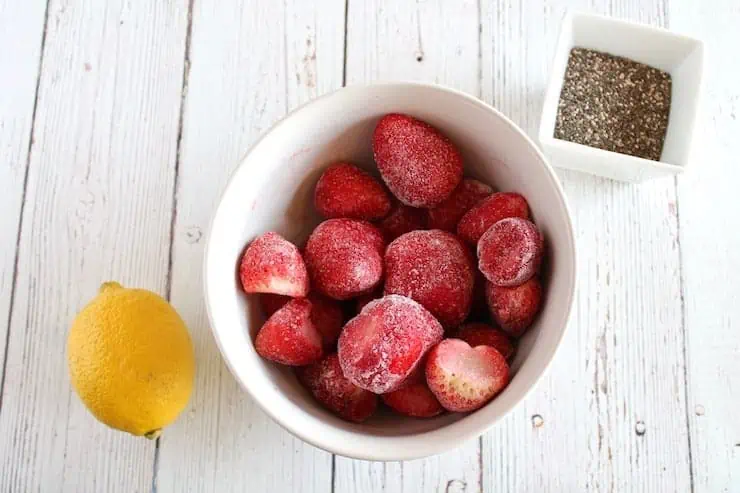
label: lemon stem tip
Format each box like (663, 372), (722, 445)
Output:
(99, 281), (123, 294)
(144, 429), (162, 440)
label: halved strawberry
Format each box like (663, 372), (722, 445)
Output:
(259, 293), (343, 349)
(255, 298), (323, 366)
(382, 381), (444, 418)
(296, 353), (378, 423)
(239, 232), (309, 297)
(425, 338), (510, 412)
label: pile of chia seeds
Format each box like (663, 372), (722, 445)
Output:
(554, 47), (672, 161)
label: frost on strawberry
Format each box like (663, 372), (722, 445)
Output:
(373, 114), (463, 207)
(338, 295), (443, 394)
(304, 219), (385, 300)
(239, 232), (309, 297)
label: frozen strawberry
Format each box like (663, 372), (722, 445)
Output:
(384, 230), (474, 327)
(457, 192), (530, 245)
(255, 298), (323, 366)
(427, 179), (493, 232)
(304, 219), (385, 300)
(307, 293), (345, 348)
(373, 114), (463, 207)
(259, 293), (343, 348)
(478, 217), (543, 287)
(382, 381), (444, 418)
(486, 278), (542, 337)
(296, 354), (378, 423)
(338, 295), (443, 394)
(314, 162), (392, 221)
(455, 322), (515, 360)
(377, 201), (426, 242)
(425, 339), (510, 412)
(239, 232), (309, 297)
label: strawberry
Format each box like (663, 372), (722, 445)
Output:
(486, 278), (542, 337)
(304, 219), (385, 300)
(338, 295), (443, 394)
(239, 232), (309, 297)
(457, 192), (529, 246)
(255, 298), (323, 366)
(426, 179), (493, 232)
(382, 381), (444, 418)
(425, 338), (510, 412)
(296, 353), (378, 423)
(373, 114), (463, 207)
(455, 322), (515, 360)
(307, 293), (345, 349)
(377, 201), (426, 242)
(384, 230), (474, 327)
(260, 293), (344, 349)
(477, 217), (543, 287)
(314, 162), (392, 221)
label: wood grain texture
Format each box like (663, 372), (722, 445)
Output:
(0, 0), (47, 395)
(345, 0), (480, 95)
(0, 0), (737, 491)
(670, 1), (740, 490)
(0, 0), (189, 490)
(480, 0), (690, 491)
(337, 1), (481, 491)
(154, 1), (344, 491)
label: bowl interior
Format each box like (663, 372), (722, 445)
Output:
(205, 83), (575, 460)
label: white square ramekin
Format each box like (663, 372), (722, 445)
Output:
(539, 11), (704, 183)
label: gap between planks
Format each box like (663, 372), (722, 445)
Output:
(152, 0), (197, 491)
(0, 0), (52, 410)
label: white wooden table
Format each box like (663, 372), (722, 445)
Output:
(1, 0), (737, 491)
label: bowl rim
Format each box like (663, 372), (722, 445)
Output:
(203, 80), (578, 460)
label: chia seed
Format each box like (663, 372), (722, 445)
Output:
(554, 48), (672, 162)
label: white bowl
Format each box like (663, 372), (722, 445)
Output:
(539, 11), (704, 183)
(204, 82), (577, 460)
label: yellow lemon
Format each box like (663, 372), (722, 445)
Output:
(67, 282), (195, 438)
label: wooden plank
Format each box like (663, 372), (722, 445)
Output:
(480, 0), (690, 491)
(0, 0), (47, 397)
(154, 1), (345, 491)
(670, 0), (740, 490)
(336, 2), (481, 491)
(344, 0), (480, 95)
(0, 0), (189, 490)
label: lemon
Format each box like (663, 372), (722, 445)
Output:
(67, 282), (195, 438)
